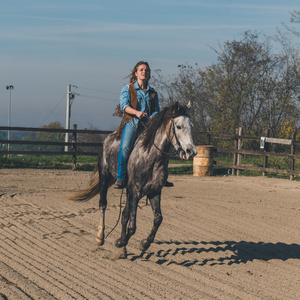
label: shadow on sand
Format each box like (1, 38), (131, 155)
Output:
(130, 240), (300, 267)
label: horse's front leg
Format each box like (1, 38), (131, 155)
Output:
(114, 199), (137, 259)
(126, 196), (138, 240)
(140, 193), (163, 252)
(115, 189), (131, 248)
(114, 191), (138, 259)
(115, 191), (138, 247)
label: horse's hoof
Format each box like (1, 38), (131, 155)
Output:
(110, 246), (127, 260)
(117, 246), (127, 259)
(95, 236), (104, 246)
(139, 239), (151, 252)
(115, 238), (126, 248)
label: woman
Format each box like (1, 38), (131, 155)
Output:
(114, 61), (160, 189)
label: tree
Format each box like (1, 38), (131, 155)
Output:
(204, 31), (300, 136)
(286, 10), (300, 37)
(78, 123), (106, 153)
(152, 64), (211, 144)
(37, 121), (65, 152)
(153, 31), (300, 139)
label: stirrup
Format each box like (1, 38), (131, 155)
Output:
(114, 179), (125, 189)
(164, 180), (174, 187)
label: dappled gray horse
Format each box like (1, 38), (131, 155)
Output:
(69, 102), (197, 258)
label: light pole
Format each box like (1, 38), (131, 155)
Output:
(65, 84), (71, 152)
(65, 84), (76, 152)
(6, 85), (14, 154)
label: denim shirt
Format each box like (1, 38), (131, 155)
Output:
(119, 81), (160, 128)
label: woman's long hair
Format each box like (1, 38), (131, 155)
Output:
(128, 61), (151, 84)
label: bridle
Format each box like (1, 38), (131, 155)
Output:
(141, 118), (183, 156)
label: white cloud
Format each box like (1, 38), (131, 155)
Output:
(0, 13), (83, 22)
(166, 1), (299, 11)
(0, 20), (275, 42)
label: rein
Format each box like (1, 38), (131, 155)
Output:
(105, 188), (123, 239)
(140, 118), (181, 156)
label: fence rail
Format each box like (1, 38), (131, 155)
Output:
(0, 126), (113, 135)
(1, 125), (299, 179)
(0, 125), (113, 169)
(203, 127), (300, 180)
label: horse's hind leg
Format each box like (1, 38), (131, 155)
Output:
(140, 193), (163, 252)
(95, 189), (107, 246)
(95, 167), (111, 246)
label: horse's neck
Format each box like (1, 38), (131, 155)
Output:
(152, 126), (172, 156)
(132, 124), (172, 163)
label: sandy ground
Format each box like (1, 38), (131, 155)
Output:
(0, 168), (299, 300)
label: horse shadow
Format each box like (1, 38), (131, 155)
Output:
(130, 240), (300, 267)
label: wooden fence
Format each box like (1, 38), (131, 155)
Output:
(1, 125), (299, 179)
(0, 125), (113, 170)
(202, 127), (300, 180)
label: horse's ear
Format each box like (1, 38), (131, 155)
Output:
(184, 101), (191, 116)
(173, 101), (180, 113)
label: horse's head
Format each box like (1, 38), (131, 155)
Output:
(141, 101), (197, 159)
(167, 102), (197, 160)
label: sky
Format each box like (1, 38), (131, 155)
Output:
(1, 0), (300, 131)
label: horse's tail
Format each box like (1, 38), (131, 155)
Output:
(67, 164), (100, 202)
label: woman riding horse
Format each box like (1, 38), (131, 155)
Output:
(114, 61), (160, 189)
(68, 62), (197, 259)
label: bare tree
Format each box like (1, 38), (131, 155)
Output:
(286, 10), (300, 37)
(153, 65), (211, 136)
(153, 31), (300, 138)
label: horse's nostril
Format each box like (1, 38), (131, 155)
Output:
(186, 149), (192, 155)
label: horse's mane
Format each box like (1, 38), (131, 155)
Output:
(141, 102), (189, 150)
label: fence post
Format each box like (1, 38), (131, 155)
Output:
(232, 128), (238, 175)
(236, 127), (243, 176)
(207, 127), (211, 145)
(290, 132), (296, 181)
(263, 129), (270, 176)
(72, 124), (77, 170)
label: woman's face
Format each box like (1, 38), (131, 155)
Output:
(135, 64), (150, 82)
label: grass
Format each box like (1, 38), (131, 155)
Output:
(0, 155), (97, 171)
(1, 155), (299, 180)
(213, 156), (300, 180)
(168, 156), (300, 180)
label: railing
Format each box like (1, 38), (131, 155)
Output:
(0, 125), (113, 169)
(1, 125), (299, 179)
(202, 127), (300, 180)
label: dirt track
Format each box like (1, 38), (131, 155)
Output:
(0, 169), (299, 299)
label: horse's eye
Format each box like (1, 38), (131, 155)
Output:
(176, 125), (182, 130)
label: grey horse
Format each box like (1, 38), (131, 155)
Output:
(69, 102), (197, 258)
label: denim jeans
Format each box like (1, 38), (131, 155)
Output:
(117, 121), (137, 181)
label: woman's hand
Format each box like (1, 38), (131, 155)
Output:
(124, 106), (147, 119)
(135, 111), (147, 119)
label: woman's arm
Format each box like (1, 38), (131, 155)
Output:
(120, 85), (147, 119)
(125, 106), (147, 119)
